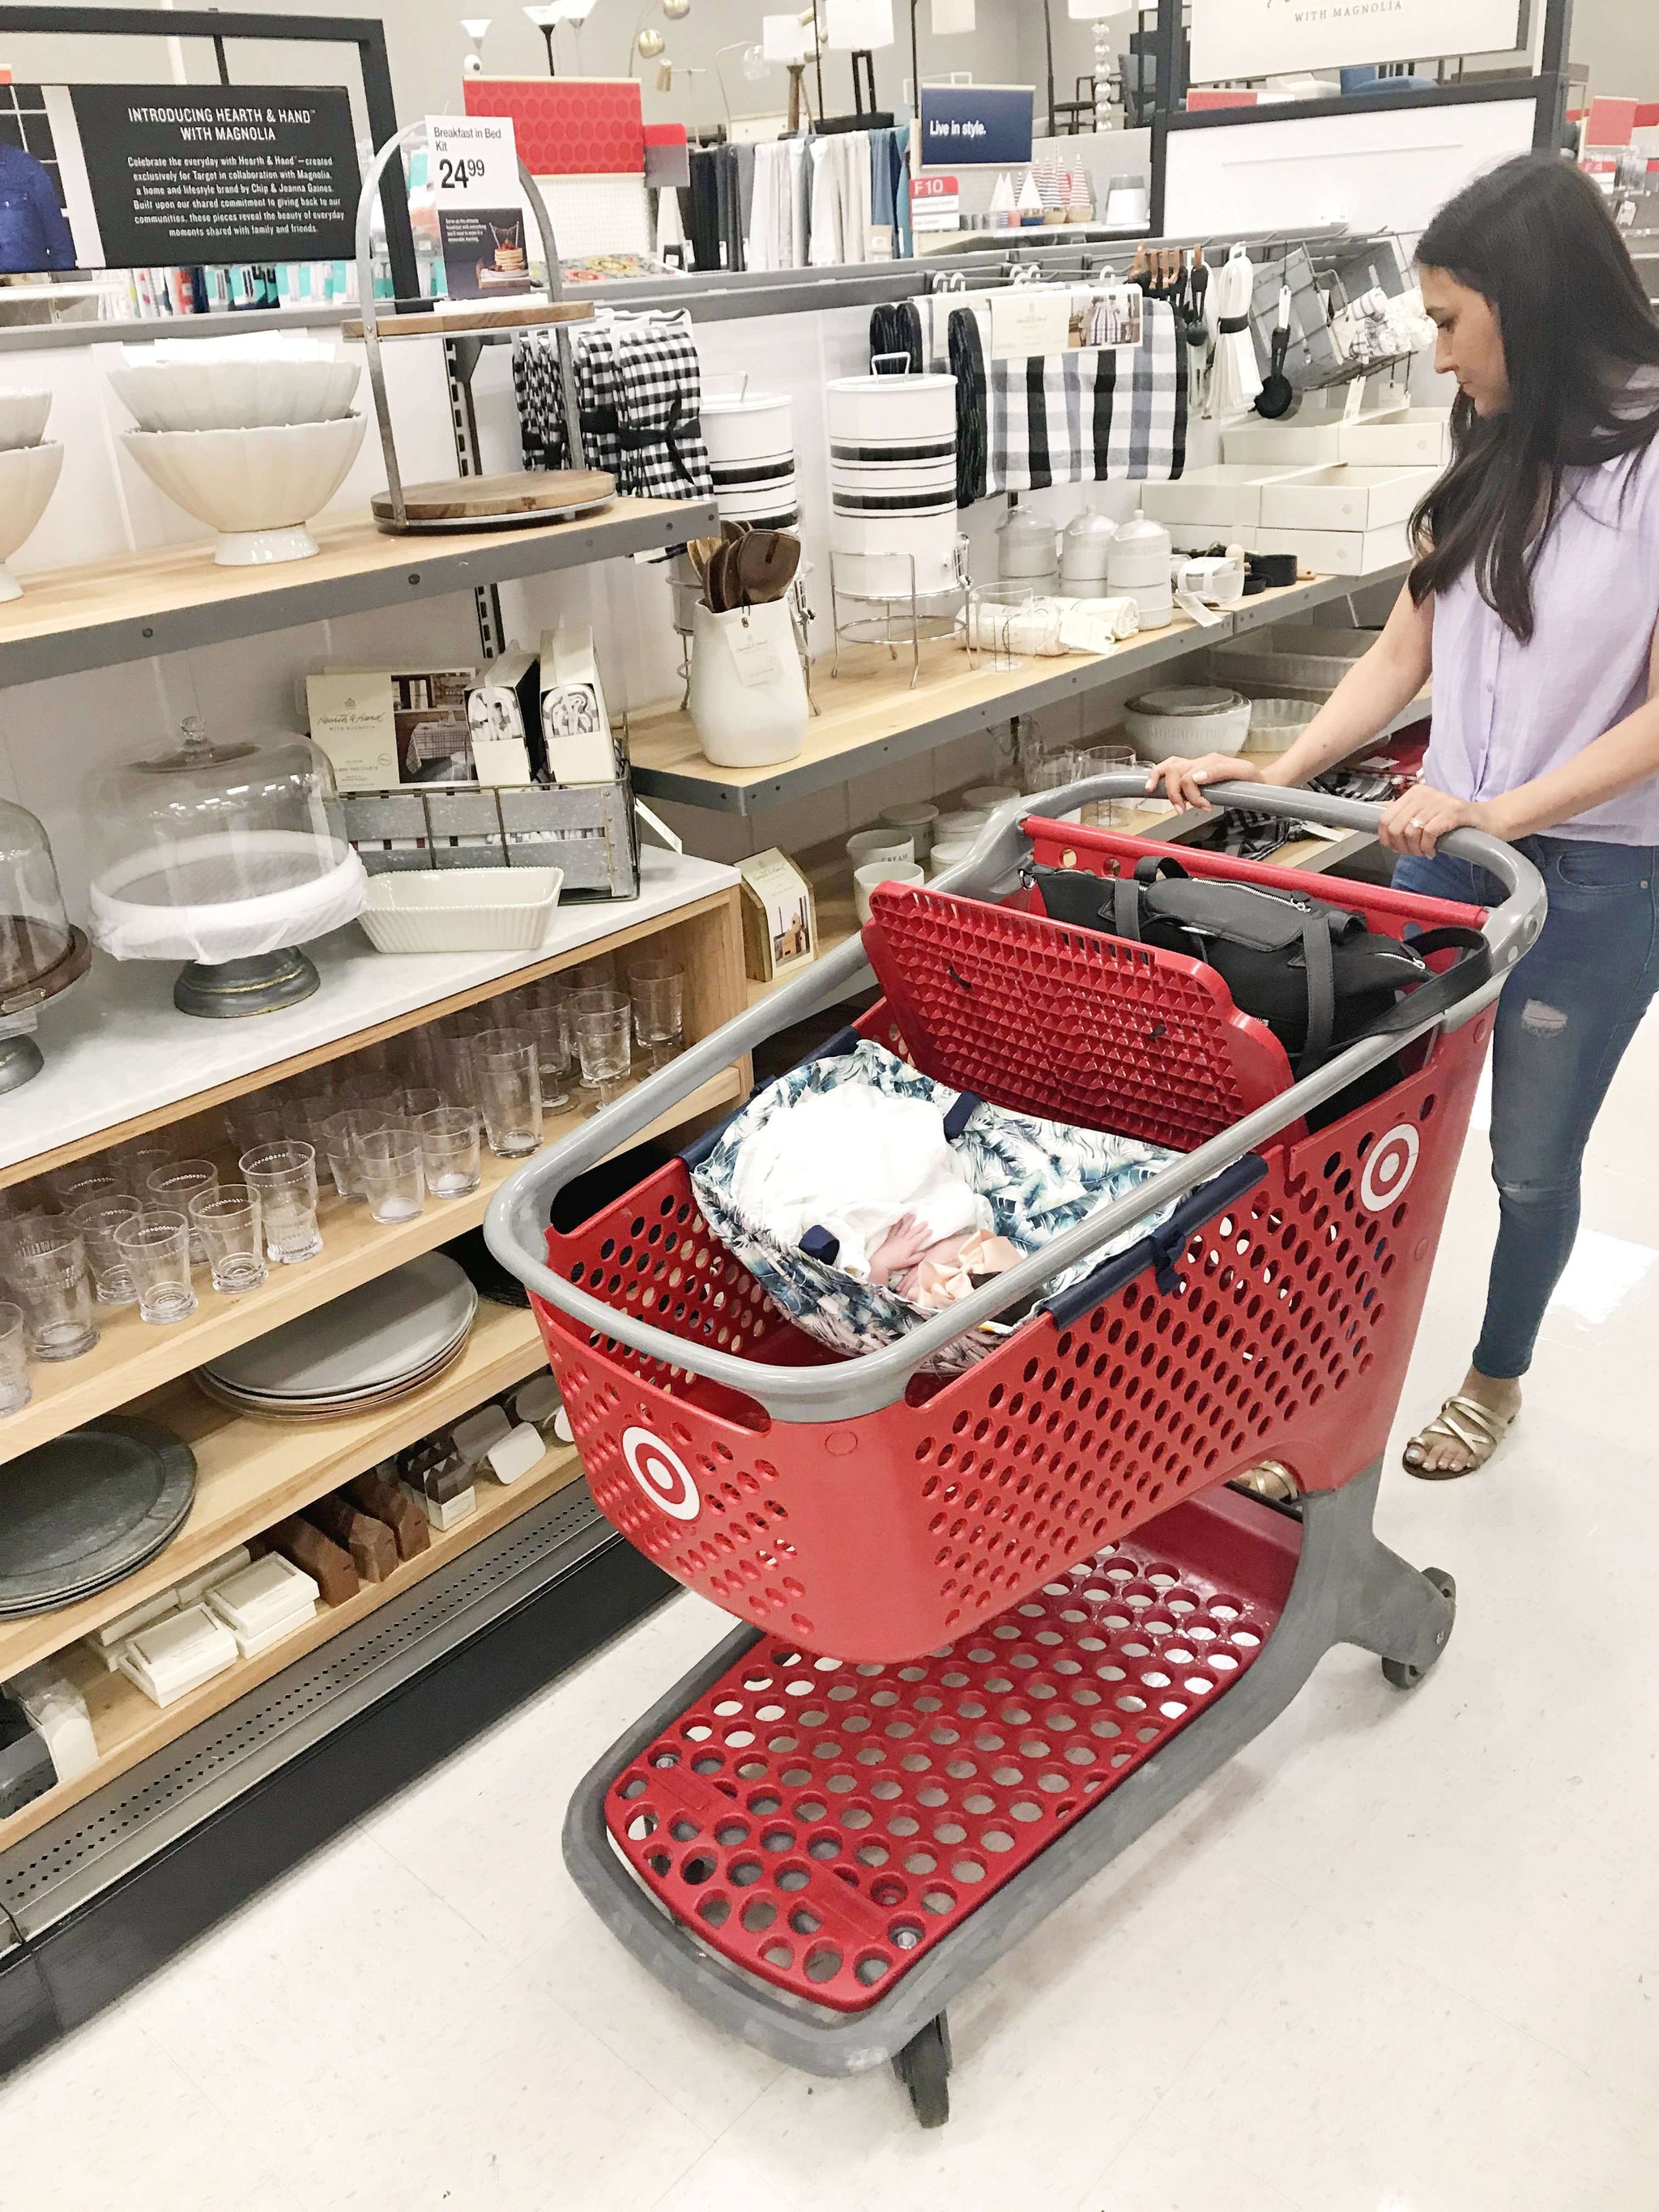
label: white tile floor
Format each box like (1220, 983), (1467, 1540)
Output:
(6, 1009), (1658, 2212)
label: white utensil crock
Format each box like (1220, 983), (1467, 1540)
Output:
(688, 599), (809, 769)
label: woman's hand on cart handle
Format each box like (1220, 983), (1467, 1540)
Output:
(1378, 785), (1501, 858)
(1145, 752), (1266, 813)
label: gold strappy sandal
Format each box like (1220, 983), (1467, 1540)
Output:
(1403, 1392), (1513, 1481)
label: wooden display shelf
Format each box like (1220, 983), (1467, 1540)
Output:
(342, 301), (594, 339)
(0, 496), (717, 690)
(0, 1442), (586, 1850)
(626, 568), (1411, 817)
(2, 864), (743, 1186)
(0, 1301), (552, 1682)
(0, 1063), (742, 1464)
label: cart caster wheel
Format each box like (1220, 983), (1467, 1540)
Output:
(893, 2012), (952, 2129)
(1382, 1568), (1456, 1689)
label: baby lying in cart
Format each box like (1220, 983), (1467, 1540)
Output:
(692, 1039), (1177, 1372)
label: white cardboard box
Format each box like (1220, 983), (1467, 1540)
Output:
(1252, 520), (1412, 578)
(1221, 415), (1349, 467)
(1338, 407), (1452, 467)
(1142, 464), (1315, 532)
(1258, 464), (1437, 535)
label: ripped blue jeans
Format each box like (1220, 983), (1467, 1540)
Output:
(1393, 836), (1659, 1379)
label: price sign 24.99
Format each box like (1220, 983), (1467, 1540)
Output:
(425, 113), (532, 299)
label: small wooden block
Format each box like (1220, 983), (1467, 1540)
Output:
(370, 469), (615, 525)
(347, 1470), (431, 1562)
(307, 1496), (398, 1584)
(267, 1518), (359, 1608)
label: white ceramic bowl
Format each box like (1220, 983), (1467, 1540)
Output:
(109, 357), (360, 433)
(1124, 685), (1251, 761)
(120, 416), (367, 565)
(1246, 696), (1319, 752)
(0, 442), (65, 600)
(0, 391), (51, 450)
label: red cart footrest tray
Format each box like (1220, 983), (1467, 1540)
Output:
(603, 1484), (1298, 2014)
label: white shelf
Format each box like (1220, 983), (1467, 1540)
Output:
(2, 847), (739, 1177)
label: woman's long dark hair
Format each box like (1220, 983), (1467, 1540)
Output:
(1410, 152), (1659, 640)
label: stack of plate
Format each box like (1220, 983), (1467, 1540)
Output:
(703, 392), (799, 531)
(0, 1417), (197, 1618)
(827, 373), (958, 600)
(197, 1254), (476, 1418)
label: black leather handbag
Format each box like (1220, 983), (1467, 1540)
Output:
(1031, 855), (1489, 1077)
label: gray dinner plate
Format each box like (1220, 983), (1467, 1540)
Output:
(0, 1415), (198, 1617)
(200, 1255), (476, 1400)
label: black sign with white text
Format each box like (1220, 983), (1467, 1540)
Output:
(66, 84), (359, 266)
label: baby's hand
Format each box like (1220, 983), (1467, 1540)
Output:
(868, 1213), (936, 1285)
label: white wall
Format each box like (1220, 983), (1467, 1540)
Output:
(1570, 0), (1659, 101)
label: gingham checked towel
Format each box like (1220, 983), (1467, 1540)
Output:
(612, 314), (714, 501)
(987, 295), (1188, 495)
(510, 324), (622, 476)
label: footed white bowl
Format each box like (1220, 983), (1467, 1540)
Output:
(0, 391), (51, 450)
(109, 357), (360, 433)
(121, 416), (368, 565)
(0, 442), (65, 600)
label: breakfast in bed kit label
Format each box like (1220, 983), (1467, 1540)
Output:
(426, 113), (533, 299)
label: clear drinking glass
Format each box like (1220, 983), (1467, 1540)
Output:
(356, 1130), (424, 1225)
(189, 1187), (266, 1294)
(113, 1208), (196, 1325)
(400, 1086), (444, 1123)
(628, 957), (685, 1071)
(526, 1005), (574, 1113)
(49, 1165), (127, 1213)
(569, 954), (616, 990)
(574, 1003), (633, 1109)
(316, 1110), (364, 1202)
(224, 1095), (285, 1156)
(1077, 742), (1137, 831)
(71, 1194), (142, 1306)
(472, 1031), (542, 1159)
(238, 1141), (322, 1264)
(0, 1302), (28, 1416)
(562, 986), (625, 1095)
(147, 1159), (219, 1261)
(6, 1224), (98, 1359)
(1026, 747), (1085, 824)
(112, 1139), (173, 1193)
(418, 1106), (482, 1200)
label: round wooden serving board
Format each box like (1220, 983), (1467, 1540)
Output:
(370, 470), (616, 527)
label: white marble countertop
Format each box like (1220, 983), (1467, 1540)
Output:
(2, 847), (739, 1176)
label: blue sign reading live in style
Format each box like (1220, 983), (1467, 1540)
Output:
(918, 83), (1034, 171)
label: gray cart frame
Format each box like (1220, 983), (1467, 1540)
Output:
(483, 775), (1545, 2112)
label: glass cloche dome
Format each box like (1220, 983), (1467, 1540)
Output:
(85, 718), (365, 1016)
(0, 796), (88, 1093)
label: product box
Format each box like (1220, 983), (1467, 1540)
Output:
(539, 628), (621, 786)
(737, 847), (817, 984)
(308, 666), (479, 788)
(466, 649), (543, 787)
(306, 671), (399, 793)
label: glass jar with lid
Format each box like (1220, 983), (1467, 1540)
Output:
(85, 718), (365, 1016)
(0, 797), (88, 1093)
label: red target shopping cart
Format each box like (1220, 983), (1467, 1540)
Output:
(485, 775), (1543, 2128)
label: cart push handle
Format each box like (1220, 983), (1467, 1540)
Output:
(484, 778), (1546, 1425)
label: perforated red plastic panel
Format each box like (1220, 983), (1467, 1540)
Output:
(863, 885), (1293, 1149)
(604, 1486), (1297, 2011)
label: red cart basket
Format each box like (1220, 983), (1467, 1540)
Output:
(486, 774), (1543, 2128)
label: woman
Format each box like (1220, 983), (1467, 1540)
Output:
(1148, 153), (1659, 1478)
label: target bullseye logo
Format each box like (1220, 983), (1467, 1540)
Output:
(621, 1424), (702, 1521)
(1359, 1123), (1420, 1213)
